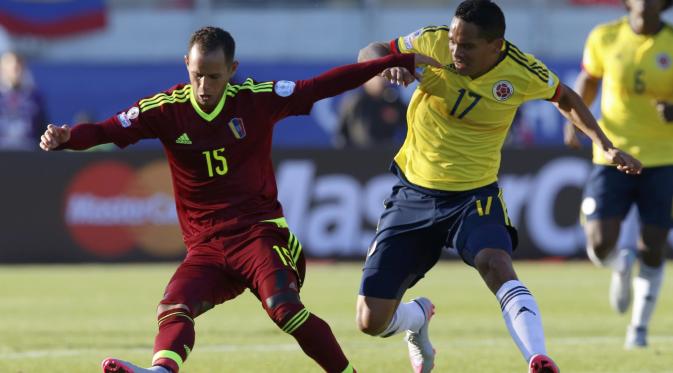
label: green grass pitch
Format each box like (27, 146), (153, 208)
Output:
(1, 261), (672, 372)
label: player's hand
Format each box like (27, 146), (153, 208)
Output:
(379, 54), (441, 87)
(563, 122), (582, 149)
(40, 124), (71, 151)
(380, 67), (416, 87)
(656, 101), (673, 123)
(603, 147), (642, 175)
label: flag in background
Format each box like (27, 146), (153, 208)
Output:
(0, 0), (106, 38)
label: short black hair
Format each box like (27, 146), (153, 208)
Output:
(454, 0), (506, 41)
(188, 26), (235, 63)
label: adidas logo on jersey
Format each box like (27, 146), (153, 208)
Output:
(175, 133), (192, 144)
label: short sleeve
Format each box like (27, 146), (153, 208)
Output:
(582, 27), (604, 79)
(99, 98), (161, 148)
(522, 56), (562, 102)
(269, 79), (315, 118)
(391, 26), (443, 56)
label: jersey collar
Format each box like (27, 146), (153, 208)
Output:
(189, 83), (228, 122)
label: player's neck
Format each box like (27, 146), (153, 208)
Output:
(468, 51), (505, 80)
(629, 16), (663, 35)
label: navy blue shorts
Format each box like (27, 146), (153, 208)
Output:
(582, 165), (673, 228)
(359, 176), (517, 300)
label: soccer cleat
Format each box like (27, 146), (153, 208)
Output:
(405, 297), (435, 373)
(624, 325), (647, 349)
(528, 354), (559, 373)
(102, 358), (170, 373)
(609, 248), (636, 314)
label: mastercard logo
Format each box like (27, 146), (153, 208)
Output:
(64, 160), (183, 258)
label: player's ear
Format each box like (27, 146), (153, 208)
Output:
(490, 38), (504, 54)
(184, 54), (189, 67)
(228, 60), (239, 76)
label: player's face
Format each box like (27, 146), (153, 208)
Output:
(185, 45), (238, 111)
(625, 0), (665, 33)
(448, 17), (503, 78)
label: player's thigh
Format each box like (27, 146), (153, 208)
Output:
(636, 165), (673, 230)
(581, 165), (636, 248)
(360, 223), (447, 300)
(161, 251), (246, 317)
(582, 165), (635, 222)
(226, 226), (305, 301)
(452, 186), (516, 266)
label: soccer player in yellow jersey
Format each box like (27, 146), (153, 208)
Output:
(354, 1), (642, 372)
(564, 0), (673, 349)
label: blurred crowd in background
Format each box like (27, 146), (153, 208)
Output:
(0, 0), (663, 151)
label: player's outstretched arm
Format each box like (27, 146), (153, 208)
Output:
(304, 53), (440, 102)
(358, 42), (419, 86)
(563, 70), (600, 149)
(553, 83), (642, 175)
(40, 124), (71, 151)
(39, 122), (112, 151)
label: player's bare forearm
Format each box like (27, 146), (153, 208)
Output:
(308, 53), (416, 102)
(564, 71), (600, 137)
(574, 70), (600, 107)
(555, 84), (613, 151)
(357, 42), (391, 63)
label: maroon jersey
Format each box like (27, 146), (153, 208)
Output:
(61, 53), (416, 249)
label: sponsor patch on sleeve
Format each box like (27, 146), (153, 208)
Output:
(274, 80), (296, 97)
(117, 112), (132, 128)
(403, 29), (422, 50)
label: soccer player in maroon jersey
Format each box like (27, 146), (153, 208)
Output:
(39, 27), (439, 373)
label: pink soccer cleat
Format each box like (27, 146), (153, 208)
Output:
(102, 358), (135, 373)
(101, 358), (170, 373)
(528, 354), (559, 373)
(405, 297), (436, 373)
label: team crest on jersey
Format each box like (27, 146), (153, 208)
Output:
(492, 80), (514, 101)
(656, 53), (671, 70)
(274, 80), (296, 97)
(228, 118), (246, 139)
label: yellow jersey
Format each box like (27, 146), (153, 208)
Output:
(392, 26), (560, 191)
(583, 18), (673, 167)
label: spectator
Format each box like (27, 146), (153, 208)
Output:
(334, 76), (407, 148)
(0, 51), (46, 150)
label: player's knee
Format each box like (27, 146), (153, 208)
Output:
(356, 313), (388, 336)
(585, 224), (618, 261)
(474, 248), (513, 277)
(156, 303), (190, 319)
(155, 303), (195, 329)
(355, 299), (391, 336)
(263, 291), (307, 333)
(586, 238), (618, 267)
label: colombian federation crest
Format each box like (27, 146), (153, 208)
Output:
(228, 118), (246, 139)
(656, 52), (671, 70)
(492, 80), (514, 101)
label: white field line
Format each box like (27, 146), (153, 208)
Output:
(2, 335), (673, 360)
